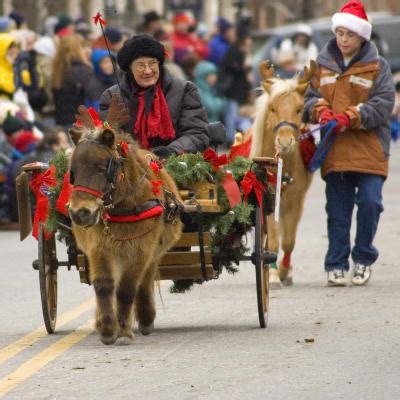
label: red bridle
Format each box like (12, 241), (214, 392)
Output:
(72, 185), (103, 199)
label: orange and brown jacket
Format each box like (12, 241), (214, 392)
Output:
(304, 39), (395, 178)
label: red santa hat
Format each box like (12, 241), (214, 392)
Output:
(331, 1), (372, 41)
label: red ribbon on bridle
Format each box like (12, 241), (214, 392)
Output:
(72, 185), (103, 199)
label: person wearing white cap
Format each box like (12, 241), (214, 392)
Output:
(303, 1), (395, 287)
(279, 23), (318, 71)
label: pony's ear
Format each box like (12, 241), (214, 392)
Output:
(75, 105), (96, 129)
(106, 94), (131, 129)
(68, 126), (83, 145)
(99, 127), (116, 148)
(259, 60), (275, 94)
(297, 60), (317, 94)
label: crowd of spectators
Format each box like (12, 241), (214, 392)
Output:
(0, 9), (324, 225)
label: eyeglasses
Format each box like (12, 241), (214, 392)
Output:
(131, 60), (159, 72)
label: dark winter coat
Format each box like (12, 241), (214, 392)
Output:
(53, 61), (97, 126)
(217, 45), (251, 104)
(99, 68), (209, 154)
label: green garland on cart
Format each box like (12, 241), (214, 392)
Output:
(44, 150), (74, 246)
(40, 150), (268, 293)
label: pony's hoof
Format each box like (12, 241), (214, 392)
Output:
(100, 334), (118, 345)
(269, 268), (282, 290)
(139, 322), (154, 336)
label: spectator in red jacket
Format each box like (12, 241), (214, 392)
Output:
(169, 12), (208, 68)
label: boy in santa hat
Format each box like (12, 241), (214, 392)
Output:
(303, 1), (395, 286)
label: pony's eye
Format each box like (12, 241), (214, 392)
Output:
(297, 108), (302, 114)
(270, 107), (275, 113)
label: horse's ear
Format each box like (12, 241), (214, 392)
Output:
(75, 105), (96, 129)
(68, 126), (83, 145)
(99, 127), (116, 148)
(106, 94), (131, 129)
(297, 60), (317, 94)
(259, 60), (275, 94)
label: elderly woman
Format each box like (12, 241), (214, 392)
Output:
(99, 34), (209, 158)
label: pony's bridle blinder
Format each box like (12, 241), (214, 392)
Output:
(272, 120), (299, 134)
(70, 142), (122, 207)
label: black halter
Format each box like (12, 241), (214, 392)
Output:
(272, 121), (299, 134)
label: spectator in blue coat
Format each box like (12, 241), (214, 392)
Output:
(208, 17), (236, 66)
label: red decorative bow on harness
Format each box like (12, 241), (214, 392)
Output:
(30, 166), (57, 239)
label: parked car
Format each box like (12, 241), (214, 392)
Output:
(251, 12), (400, 85)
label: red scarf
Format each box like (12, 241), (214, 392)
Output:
(134, 83), (175, 149)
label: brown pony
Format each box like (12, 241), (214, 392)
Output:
(250, 61), (316, 288)
(68, 96), (182, 344)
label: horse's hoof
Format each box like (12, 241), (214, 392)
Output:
(100, 334), (118, 345)
(139, 322), (154, 336)
(282, 276), (293, 286)
(116, 336), (134, 346)
(278, 266), (293, 286)
(269, 268), (282, 290)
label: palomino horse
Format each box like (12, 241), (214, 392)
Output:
(68, 96), (182, 344)
(250, 60), (316, 288)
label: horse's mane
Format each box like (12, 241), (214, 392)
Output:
(250, 78), (299, 158)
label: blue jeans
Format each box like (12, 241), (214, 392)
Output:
(324, 172), (384, 271)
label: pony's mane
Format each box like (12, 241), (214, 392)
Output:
(250, 78), (299, 158)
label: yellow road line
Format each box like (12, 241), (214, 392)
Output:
(0, 320), (94, 397)
(0, 298), (94, 366)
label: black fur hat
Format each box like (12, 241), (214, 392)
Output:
(117, 34), (165, 72)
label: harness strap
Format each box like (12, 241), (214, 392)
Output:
(72, 185), (103, 198)
(103, 203), (164, 223)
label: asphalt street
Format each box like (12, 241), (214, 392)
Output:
(0, 143), (399, 400)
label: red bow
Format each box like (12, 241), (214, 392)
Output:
(56, 171), (73, 217)
(151, 179), (163, 195)
(30, 166), (57, 240)
(93, 12), (107, 26)
(119, 141), (129, 157)
(240, 170), (266, 212)
(203, 148), (228, 170)
(149, 160), (160, 175)
(75, 107), (103, 128)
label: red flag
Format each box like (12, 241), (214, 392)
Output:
(93, 12), (107, 26)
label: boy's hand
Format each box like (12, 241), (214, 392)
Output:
(333, 113), (350, 134)
(318, 108), (335, 125)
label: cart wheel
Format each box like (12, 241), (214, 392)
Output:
(254, 205), (269, 328)
(38, 223), (58, 333)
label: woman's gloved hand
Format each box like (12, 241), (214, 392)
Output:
(152, 146), (174, 159)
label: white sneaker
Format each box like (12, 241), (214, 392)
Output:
(351, 263), (371, 286)
(327, 269), (346, 286)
